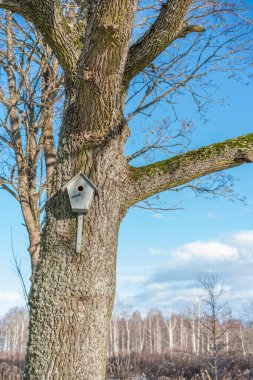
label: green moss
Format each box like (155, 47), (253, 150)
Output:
(73, 147), (91, 174)
(73, 38), (83, 49)
(130, 133), (253, 180)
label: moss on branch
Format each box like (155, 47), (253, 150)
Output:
(127, 133), (253, 205)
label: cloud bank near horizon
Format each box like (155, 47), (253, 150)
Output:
(116, 230), (253, 315)
(1, 230), (253, 317)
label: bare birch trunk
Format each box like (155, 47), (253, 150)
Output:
(240, 325), (246, 358)
(167, 312), (176, 358)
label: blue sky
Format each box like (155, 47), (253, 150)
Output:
(1, 73), (252, 317)
(0, 6), (253, 317)
(116, 74), (253, 316)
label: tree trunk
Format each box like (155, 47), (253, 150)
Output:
(25, 165), (128, 378)
(25, 154), (127, 378)
(25, 83), (130, 378)
(24, 0), (137, 372)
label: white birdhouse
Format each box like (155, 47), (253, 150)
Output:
(62, 172), (99, 214)
(62, 173), (99, 254)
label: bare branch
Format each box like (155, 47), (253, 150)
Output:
(124, 0), (205, 83)
(173, 173), (246, 203)
(0, 182), (19, 200)
(125, 1), (253, 124)
(11, 232), (29, 305)
(126, 119), (192, 164)
(134, 197), (183, 213)
(0, 0), (80, 74)
(126, 133), (253, 207)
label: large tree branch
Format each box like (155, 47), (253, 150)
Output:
(0, 0), (80, 74)
(124, 0), (205, 84)
(126, 134), (253, 207)
(0, 183), (19, 200)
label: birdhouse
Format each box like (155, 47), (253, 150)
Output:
(62, 172), (99, 214)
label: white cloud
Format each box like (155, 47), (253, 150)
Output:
(118, 275), (146, 284)
(148, 247), (167, 256)
(152, 213), (164, 219)
(116, 230), (253, 315)
(172, 241), (238, 263)
(0, 291), (21, 302)
(0, 291), (24, 316)
(233, 230), (253, 247)
(147, 283), (168, 290)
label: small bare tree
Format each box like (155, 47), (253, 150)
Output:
(198, 274), (233, 380)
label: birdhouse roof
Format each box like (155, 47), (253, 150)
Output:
(62, 172), (99, 193)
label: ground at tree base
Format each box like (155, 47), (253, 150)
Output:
(1, 355), (253, 380)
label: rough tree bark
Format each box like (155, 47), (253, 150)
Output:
(0, 1), (252, 379)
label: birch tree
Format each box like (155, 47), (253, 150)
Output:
(0, 307), (29, 361)
(166, 312), (177, 358)
(0, 0), (252, 379)
(0, 11), (63, 277)
(198, 274), (233, 380)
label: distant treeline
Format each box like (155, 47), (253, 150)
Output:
(0, 306), (252, 360)
(1, 305), (253, 379)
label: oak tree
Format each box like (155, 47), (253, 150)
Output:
(0, 1), (252, 379)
